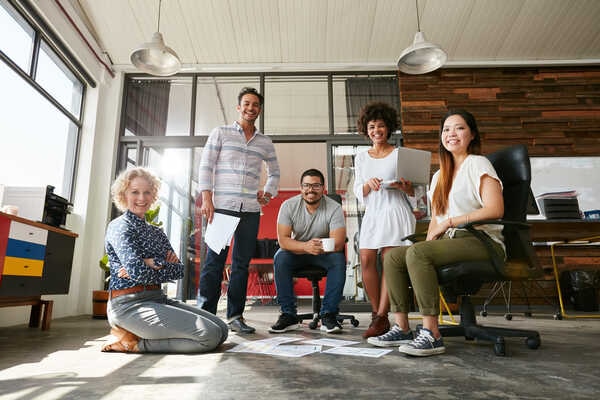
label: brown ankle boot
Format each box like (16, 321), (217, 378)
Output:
(362, 314), (391, 338)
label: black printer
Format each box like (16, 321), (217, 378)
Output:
(43, 185), (72, 228)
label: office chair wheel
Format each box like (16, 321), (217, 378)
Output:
(553, 313), (563, 320)
(526, 336), (541, 350)
(480, 310), (488, 317)
(504, 313), (512, 321)
(350, 318), (359, 327)
(493, 338), (506, 356)
(308, 321), (318, 330)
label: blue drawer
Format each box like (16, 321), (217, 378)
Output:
(5, 238), (46, 260)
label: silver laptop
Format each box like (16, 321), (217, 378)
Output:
(395, 146), (432, 185)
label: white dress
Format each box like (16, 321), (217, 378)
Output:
(353, 148), (416, 249)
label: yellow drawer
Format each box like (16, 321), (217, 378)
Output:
(2, 256), (44, 277)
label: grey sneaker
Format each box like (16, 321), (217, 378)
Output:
(320, 313), (342, 334)
(398, 328), (445, 356)
(367, 324), (414, 347)
(269, 313), (299, 333)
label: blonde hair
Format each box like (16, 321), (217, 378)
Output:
(111, 167), (161, 212)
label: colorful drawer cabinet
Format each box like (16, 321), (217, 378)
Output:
(1, 222), (47, 296)
(0, 212), (78, 329)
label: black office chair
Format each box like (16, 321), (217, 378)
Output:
(408, 144), (542, 356)
(294, 193), (359, 330)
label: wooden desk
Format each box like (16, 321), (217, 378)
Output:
(0, 212), (78, 330)
(528, 219), (600, 242)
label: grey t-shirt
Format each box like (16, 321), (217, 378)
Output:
(277, 194), (345, 242)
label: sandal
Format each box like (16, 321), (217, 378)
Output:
(101, 340), (138, 353)
(101, 326), (140, 353)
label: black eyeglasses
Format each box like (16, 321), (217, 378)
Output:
(301, 183), (324, 190)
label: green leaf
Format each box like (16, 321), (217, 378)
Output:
(99, 253), (109, 272)
(145, 205), (163, 227)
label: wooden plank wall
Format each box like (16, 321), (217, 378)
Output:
(399, 66), (600, 309)
(398, 66), (600, 171)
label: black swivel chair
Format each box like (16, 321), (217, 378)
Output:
(294, 194), (359, 329)
(408, 144), (542, 356)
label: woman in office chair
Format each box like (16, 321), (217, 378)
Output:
(102, 167), (228, 353)
(353, 102), (416, 339)
(371, 109), (505, 356)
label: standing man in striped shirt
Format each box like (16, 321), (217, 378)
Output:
(197, 87), (280, 334)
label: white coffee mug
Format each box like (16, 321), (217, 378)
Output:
(321, 238), (335, 252)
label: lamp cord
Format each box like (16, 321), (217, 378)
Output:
(157, 0), (162, 32)
(415, 0), (421, 32)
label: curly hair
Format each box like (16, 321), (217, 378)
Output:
(111, 167), (161, 212)
(356, 102), (398, 139)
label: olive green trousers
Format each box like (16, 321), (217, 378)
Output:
(383, 231), (504, 316)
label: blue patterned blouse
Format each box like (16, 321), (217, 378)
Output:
(105, 210), (184, 290)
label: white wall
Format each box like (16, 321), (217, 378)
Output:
(0, 1), (122, 327)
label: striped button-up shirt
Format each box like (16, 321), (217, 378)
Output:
(198, 121), (280, 212)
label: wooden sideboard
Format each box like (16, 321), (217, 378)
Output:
(0, 212), (78, 330)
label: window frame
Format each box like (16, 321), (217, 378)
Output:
(0, 0), (90, 200)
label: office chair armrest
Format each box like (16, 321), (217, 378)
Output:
(402, 232), (428, 243)
(402, 220), (529, 243)
(457, 219), (530, 230)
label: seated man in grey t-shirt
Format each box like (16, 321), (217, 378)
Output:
(269, 168), (347, 334)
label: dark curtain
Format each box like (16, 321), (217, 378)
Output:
(345, 77), (400, 132)
(125, 80), (171, 136)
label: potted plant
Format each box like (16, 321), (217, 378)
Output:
(92, 206), (162, 319)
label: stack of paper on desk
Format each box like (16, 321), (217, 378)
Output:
(535, 190), (582, 219)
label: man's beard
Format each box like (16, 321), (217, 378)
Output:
(303, 193), (321, 205)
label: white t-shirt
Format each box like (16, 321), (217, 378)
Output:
(429, 154), (505, 251)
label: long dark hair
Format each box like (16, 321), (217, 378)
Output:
(431, 109), (481, 215)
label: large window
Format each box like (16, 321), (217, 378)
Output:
(0, 0), (86, 199)
(118, 71), (402, 301)
(195, 76), (260, 136)
(0, 0), (33, 72)
(264, 75), (329, 135)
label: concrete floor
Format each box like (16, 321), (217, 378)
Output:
(0, 301), (599, 400)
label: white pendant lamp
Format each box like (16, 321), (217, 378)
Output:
(397, 0), (447, 74)
(130, 0), (181, 76)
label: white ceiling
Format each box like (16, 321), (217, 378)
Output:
(64, 0), (600, 74)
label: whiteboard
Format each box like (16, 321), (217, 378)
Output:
(530, 157), (600, 214)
